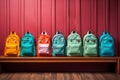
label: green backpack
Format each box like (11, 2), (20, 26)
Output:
(67, 31), (82, 56)
(83, 31), (98, 56)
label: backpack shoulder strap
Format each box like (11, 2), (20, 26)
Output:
(68, 31), (80, 40)
(100, 32), (110, 42)
(52, 32), (65, 45)
(24, 32), (34, 38)
(52, 32), (62, 41)
(83, 31), (96, 45)
(100, 32), (114, 43)
(9, 31), (20, 41)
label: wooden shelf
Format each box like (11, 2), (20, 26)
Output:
(0, 56), (119, 74)
(0, 56), (118, 63)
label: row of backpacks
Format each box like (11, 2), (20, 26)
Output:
(4, 31), (114, 57)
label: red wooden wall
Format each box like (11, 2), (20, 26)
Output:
(0, 0), (120, 56)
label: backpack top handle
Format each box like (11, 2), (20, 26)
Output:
(10, 31), (16, 35)
(12, 31), (15, 34)
(103, 31), (109, 35)
(26, 32), (30, 34)
(72, 31), (76, 33)
(87, 30), (92, 34)
(41, 32), (47, 35)
(56, 31), (61, 34)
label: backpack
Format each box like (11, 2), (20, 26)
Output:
(4, 31), (20, 56)
(83, 31), (98, 56)
(99, 32), (114, 56)
(20, 32), (36, 56)
(52, 32), (66, 56)
(67, 31), (82, 56)
(37, 32), (51, 56)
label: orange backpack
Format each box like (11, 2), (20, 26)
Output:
(4, 32), (20, 56)
(37, 32), (51, 56)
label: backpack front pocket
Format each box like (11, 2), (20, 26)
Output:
(6, 45), (17, 54)
(100, 46), (114, 56)
(22, 46), (33, 54)
(38, 44), (50, 54)
(52, 45), (65, 54)
(67, 44), (81, 54)
(84, 45), (97, 55)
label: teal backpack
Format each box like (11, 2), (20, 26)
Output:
(99, 32), (114, 56)
(20, 32), (36, 56)
(67, 31), (82, 56)
(52, 32), (66, 56)
(83, 31), (98, 56)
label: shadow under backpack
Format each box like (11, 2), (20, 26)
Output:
(20, 32), (36, 56)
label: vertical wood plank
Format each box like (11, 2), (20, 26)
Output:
(109, 0), (118, 56)
(118, 0), (120, 56)
(97, 0), (106, 37)
(63, 0), (67, 38)
(9, 0), (20, 36)
(24, 0), (37, 39)
(75, 0), (81, 34)
(56, 0), (67, 38)
(20, 0), (25, 38)
(0, 0), (7, 55)
(41, 0), (52, 36)
(105, 0), (109, 32)
(34, 0), (38, 39)
(37, 0), (41, 37)
(69, 0), (81, 35)
(69, 0), (76, 32)
(6, 0), (10, 34)
(66, 0), (70, 37)
(51, 0), (56, 37)
(81, 0), (91, 37)
(90, 0), (97, 35)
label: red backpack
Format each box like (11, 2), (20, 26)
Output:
(37, 32), (51, 56)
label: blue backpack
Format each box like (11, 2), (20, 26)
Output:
(52, 32), (66, 56)
(20, 32), (36, 56)
(99, 32), (114, 56)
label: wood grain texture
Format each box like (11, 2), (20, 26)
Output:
(0, 56), (118, 63)
(0, 73), (120, 80)
(109, 0), (118, 56)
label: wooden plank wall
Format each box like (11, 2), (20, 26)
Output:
(0, 0), (120, 56)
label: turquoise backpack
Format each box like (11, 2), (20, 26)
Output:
(67, 31), (82, 56)
(99, 32), (114, 56)
(83, 31), (98, 56)
(20, 32), (36, 56)
(52, 32), (66, 56)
